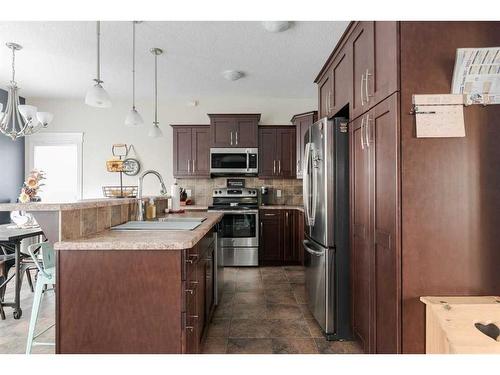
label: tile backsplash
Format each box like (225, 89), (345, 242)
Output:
(176, 177), (303, 206)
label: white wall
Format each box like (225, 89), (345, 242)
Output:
(29, 96), (316, 198)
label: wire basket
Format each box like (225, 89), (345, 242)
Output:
(102, 185), (138, 198)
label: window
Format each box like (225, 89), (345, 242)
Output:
(25, 133), (83, 202)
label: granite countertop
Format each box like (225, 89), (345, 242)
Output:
(0, 196), (169, 212)
(54, 212), (223, 251)
(259, 205), (304, 212)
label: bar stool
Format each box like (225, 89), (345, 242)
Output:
(25, 242), (56, 354)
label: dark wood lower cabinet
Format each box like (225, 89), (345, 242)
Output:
(56, 230), (217, 354)
(259, 208), (303, 266)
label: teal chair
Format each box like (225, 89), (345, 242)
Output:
(25, 242), (56, 354)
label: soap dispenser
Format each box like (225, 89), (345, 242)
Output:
(146, 198), (157, 220)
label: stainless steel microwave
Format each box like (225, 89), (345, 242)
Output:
(210, 148), (258, 176)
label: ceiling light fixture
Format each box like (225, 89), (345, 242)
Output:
(85, 21), (112, 108)
(262, 21), (291, 33)
(148, 47), (163, 138)
(0, 42), (53, 140)
(125, 21), (144, 127)
(222, 70), (244, 81)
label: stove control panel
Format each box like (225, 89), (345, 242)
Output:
(212, 188), (258, 197)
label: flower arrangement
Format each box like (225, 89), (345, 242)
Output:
(18, 169), (46, 203)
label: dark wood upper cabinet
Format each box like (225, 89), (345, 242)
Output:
(331, 49), (351, 115)
(208, 114), (260, 148)
(291, 111), (317, 179)
(350, 21), (375, 119)
(258, 127), (277, 177)
(191, 127), (210, 177)
(258, 126), (296, 179)
(172, 125), (210, 178)
(172, 126), (193, 178)
(277, 128), (296, 178)
(349, 21), (398, 120)
(318, 68), (333, 119)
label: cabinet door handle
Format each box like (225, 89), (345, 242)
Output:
(192, 159), (196, 172)
(264, 213), (276, 216)
(360, 116), (366, 150)
(278, 160), (281, 175)
(187, 159), (191, 173)
(185, 289), (195, 294)
(185, 326), (194, 332)
(297, 159), (301, 173)
(260, 221), (263, 238)
(360, 72), (365, 106)
(230, 131), (233, 145)
(185, 254), (199, 264)
(235, 131), (238, 145)
(273, 160), (276, 175)
(365, 69), (373, 103)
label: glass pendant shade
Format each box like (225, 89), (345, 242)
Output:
(85, 83), (112, 108)
(36, 112), (54, 127)
(18, 104), (38, 122)
(148, 124), (163, 138)
(125, 108), (144, 127)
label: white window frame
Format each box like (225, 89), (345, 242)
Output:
(25, 132), (84, 200)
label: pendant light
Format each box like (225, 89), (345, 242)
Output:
(0, 43), (53, 140)
(125, 21), (144, 126)
(85, 21), (112, 108)
(148, 47), (163, 138)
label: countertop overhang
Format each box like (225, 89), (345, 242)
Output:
(54, 212), (223, 251)
(0, 196), (169, 212)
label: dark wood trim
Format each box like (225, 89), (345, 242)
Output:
(207, 113), (261, 121)
(290, 110), (318, 123)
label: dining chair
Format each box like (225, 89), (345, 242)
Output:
(25, 242), (56, 354)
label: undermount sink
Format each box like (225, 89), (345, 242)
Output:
(111, 219), (205, 231)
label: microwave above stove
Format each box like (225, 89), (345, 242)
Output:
(210, 148), (258, 176)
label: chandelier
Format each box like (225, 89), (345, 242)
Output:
(0, 42), (53, 140)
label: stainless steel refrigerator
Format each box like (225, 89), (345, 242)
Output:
(302, 117), (351, 340)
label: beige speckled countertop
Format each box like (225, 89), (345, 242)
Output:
(0, 196), (169, 212)
(54, 212), (223, 251)
(259, 205), (304, 212)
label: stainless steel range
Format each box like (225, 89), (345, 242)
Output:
(208, 187), (259, 266)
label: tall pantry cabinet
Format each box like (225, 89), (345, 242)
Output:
(315, 21), (500, 354)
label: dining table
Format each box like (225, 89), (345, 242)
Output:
(0, 224), (44, 320)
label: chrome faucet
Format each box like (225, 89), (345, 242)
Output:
(137, 170), (168, 221)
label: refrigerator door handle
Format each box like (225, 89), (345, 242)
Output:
(310, 148), (318, 225)
(302, 142), (312, 225)
(303, 240), (325, 257)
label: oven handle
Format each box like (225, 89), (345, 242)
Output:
(208, 210), (259, 214)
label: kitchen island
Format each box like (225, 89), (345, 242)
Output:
(53, 211), (223, 354)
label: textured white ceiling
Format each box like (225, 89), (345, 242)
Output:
(0, 21), (348, 100)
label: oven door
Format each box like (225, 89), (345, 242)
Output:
(210, 148), (258, 175)
(214, 210), (259, 247)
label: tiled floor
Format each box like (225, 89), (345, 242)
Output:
(203, 266), (363, 354)
(0, 266), (362, 354)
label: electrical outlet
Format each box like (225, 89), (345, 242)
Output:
(186, 189), (192, 197)
(276, 189), (282, 198)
